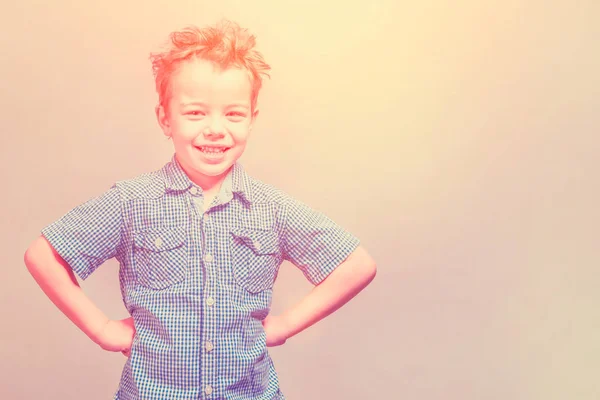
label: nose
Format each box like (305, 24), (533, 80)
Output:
(204, 117), (225, 137)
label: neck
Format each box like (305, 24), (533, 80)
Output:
(195, 174), (225, 192)
(176, 154), (231, 192)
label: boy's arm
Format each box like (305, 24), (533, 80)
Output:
(278, 245), (376, 340)
(24, 235), (110, 344)
(25, 184), (134, 353)
(268, 193), (377, 345)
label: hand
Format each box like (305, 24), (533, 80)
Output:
(262, 314), (290, 347)
(96, 317), (136, 357)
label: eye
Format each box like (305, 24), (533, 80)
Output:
(227, 111), (246, 120)
(186, 110), (206, 117)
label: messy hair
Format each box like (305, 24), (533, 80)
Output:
(149, 19), (271, 112)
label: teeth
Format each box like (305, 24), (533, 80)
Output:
(199, 147), (225, 153)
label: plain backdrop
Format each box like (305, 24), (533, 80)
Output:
(2, 1), (599, 399)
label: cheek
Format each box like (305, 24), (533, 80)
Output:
(229, 124), (252, 143)
(173, 120), (204, 140)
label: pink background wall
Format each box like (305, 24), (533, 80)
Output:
(3, 1), (599, 399)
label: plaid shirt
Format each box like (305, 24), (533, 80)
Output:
(41, 154), (360, 400)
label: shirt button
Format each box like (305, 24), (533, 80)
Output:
(205, 341), (214, 352)
(205, 385), (213, 395)
(204, 253), (213, 262)
(254, 241), (261, 251)
(190, 186), (199, 195)
(206, 297), (215, 306)
(154, 237), (163, 248)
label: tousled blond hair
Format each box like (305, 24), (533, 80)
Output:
(150, 20), (271, 112)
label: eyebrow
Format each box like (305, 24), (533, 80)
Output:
(180, 102), (249, 109)
(180, 102), (207, 108)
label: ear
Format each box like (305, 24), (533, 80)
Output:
(249, 108), (260, 131)
(155, 104), (171, 137)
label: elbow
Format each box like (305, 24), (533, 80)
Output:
(352, 246), (377, 283)
(359, 256), (377, 285)
(363, 250), (377, 277)
(24, 236), (44, 270)
(345, 246), (377, 285)
(24, 240), (34, 264)
(24, 244), (38, 271)
(367, 260), (377, 283)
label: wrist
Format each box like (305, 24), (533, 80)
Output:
(88, 317), (111, 345)
(279, 313), (297, 340)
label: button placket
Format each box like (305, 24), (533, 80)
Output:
(204, 252), (216, 356)
(201, 226), (217, 398)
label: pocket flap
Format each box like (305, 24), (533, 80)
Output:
(134, 226), (186, 252)
(231, 228), (279, 255)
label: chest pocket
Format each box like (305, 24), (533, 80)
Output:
(230, 228), (281, 293)
(133, 226), (188, 290)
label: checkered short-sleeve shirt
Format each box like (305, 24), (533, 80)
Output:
(41, 154), (361, 400)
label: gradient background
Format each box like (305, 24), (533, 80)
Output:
(2, 1), (599, 399)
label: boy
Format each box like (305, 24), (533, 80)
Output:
(24, 20), (377, 400)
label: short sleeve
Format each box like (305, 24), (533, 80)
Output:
(281, 195), (360, 286)
(41, 184), (123, 281)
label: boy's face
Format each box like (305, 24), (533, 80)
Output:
(156, 58), (258, 186)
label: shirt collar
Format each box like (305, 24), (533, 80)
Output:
(163, 154), (253, 205)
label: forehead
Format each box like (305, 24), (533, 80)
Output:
(170, 58), (252, 105)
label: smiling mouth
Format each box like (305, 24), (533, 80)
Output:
(196, 146), (230, 154)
